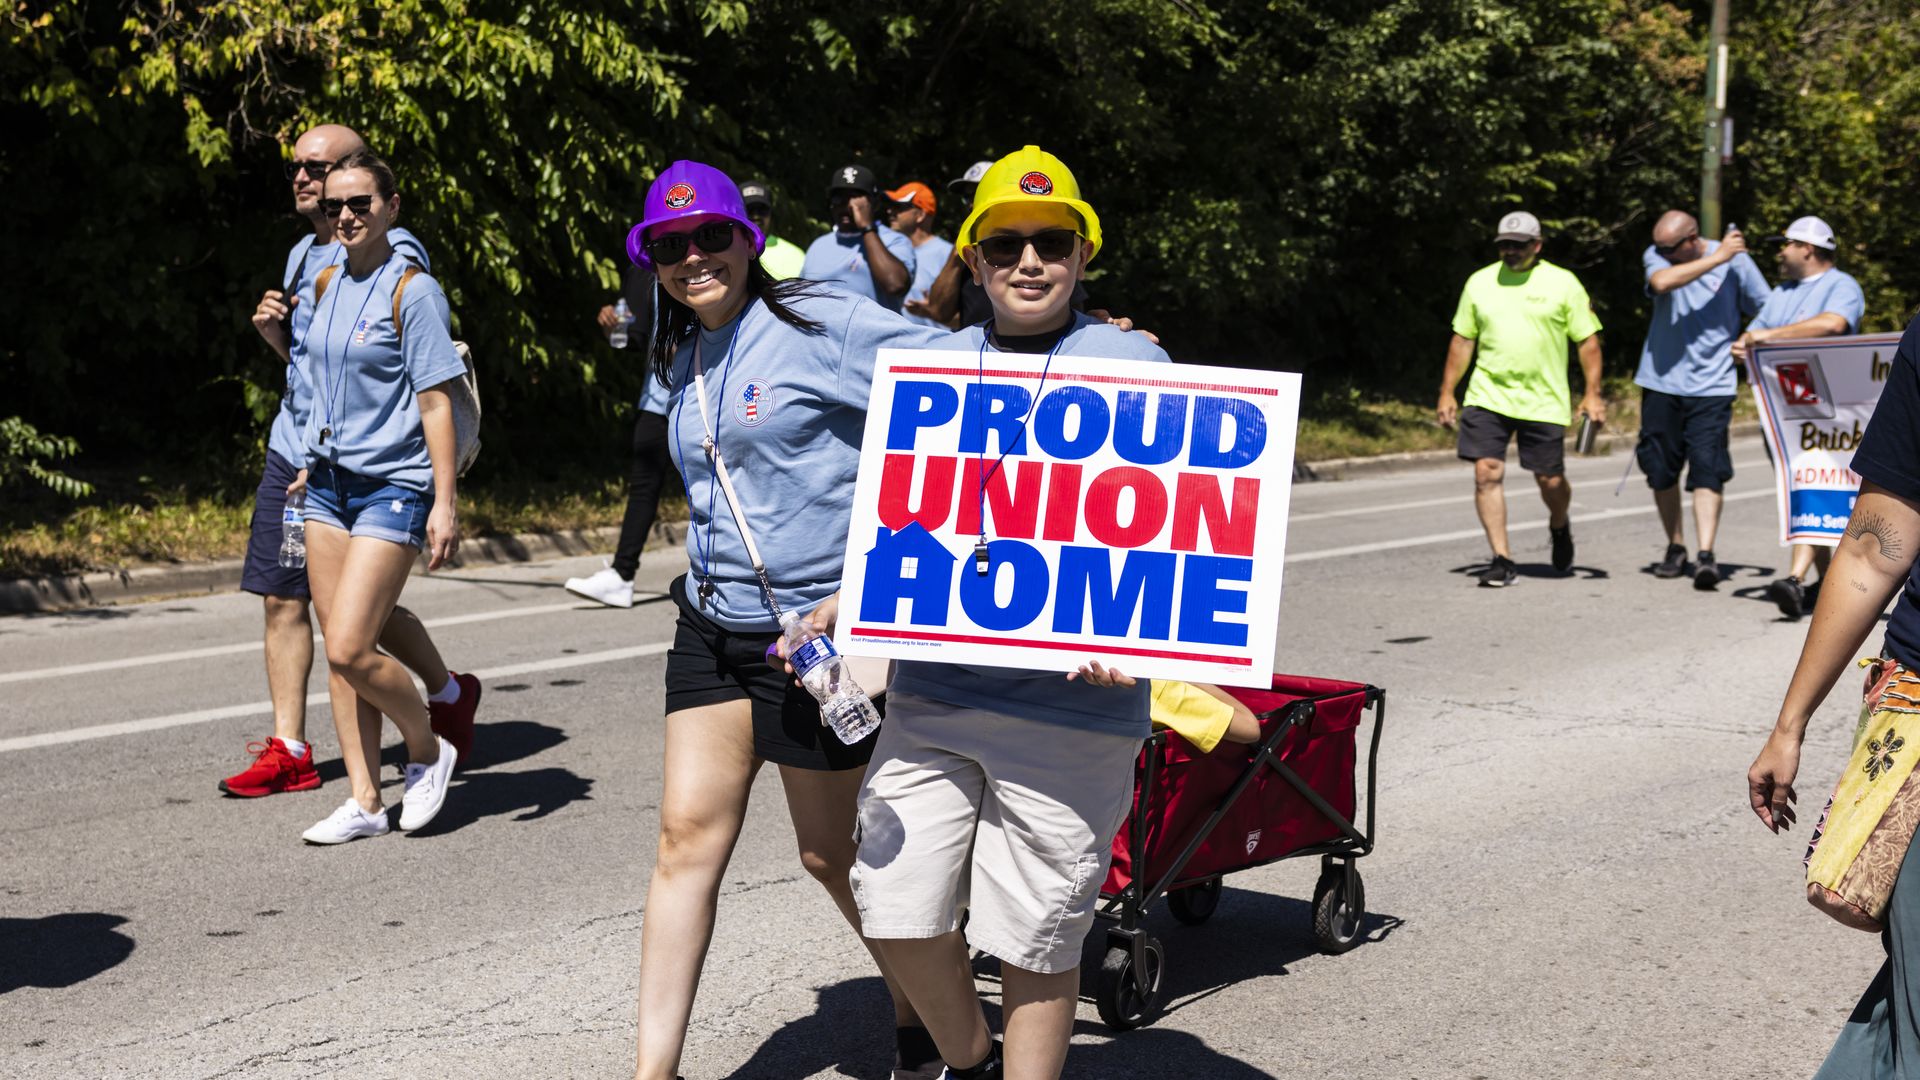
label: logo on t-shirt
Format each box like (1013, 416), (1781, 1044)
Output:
(1019, 171), (1053, 196)
(1245, 829), (1262, 855)
(353, 317), (372, 345)
(664, 183), (695, 209)
(735, 379), (774, 427)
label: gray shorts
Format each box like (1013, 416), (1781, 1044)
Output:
(851, 691), (1139, 974)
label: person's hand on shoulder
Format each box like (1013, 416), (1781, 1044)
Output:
(1087, 309), (1160, 345)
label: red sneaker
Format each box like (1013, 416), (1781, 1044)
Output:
(218, 737), (321, 797)
(429, 672), (482, 768)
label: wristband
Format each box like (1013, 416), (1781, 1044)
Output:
(862, 224), (878, 235)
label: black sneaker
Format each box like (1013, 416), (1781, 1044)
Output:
(1550, 524), (1574, 573)
(1693, 550), (1720, 591)
(1654, 543), (1688, 578)
(1770, 575), (1806, 620)
(1478, 555), (1518, 588)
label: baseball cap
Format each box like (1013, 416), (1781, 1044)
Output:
(956, 146), (1102, 261)
(947, 160), (994, 191)
(738, 179), (773, 211)
(827, 164), (878, 196)
(885, 181), (936, 216)
(1768, 215), (1837, 250)
(1494, 211), (1542, 243)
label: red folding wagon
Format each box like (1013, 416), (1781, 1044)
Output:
(1093, 674), (1385, 1030)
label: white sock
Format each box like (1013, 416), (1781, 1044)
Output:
(280, 738), (308, 758)
(427, 676), (461, 705)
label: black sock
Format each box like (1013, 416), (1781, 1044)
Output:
(895, 1025), (940, 1071)
(946, 1041), (1001, 1078)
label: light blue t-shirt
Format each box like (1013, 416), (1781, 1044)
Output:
(1749, 268), (1866, 335)
(268, 229), (429, 465)
(889, 311), (1174, 738)
(639, 370), (672, 416)
(800, 226), (918, 312)
(665, 289), (948, 630)
(301, 250), (467, 492)
(903, 235), (955, 330)
(1635, 241), (1770, 397)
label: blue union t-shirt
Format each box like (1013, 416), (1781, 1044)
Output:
(1635, 240), (1770, 397)
(301, 249), (467, 492)
(800, 226), (918, 311)
(888, 311), (1173, 739)
(903, 235), (955, 330)
(268, 229), (429, 466)
(1849, 317), (1920, 669)
(1749, 268), (1866, 335)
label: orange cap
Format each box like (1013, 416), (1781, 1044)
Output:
(884, 181), (936, 217)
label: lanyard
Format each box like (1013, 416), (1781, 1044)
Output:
(972, 319), (1067, 574)
(316, 259), (390, 449)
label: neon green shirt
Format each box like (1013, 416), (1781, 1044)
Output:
(1451, 259), (1602, 425)
(760, 234), (806, 281)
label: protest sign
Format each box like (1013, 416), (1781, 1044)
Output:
(835, 349), (1300, 684)
(1748, 332), (1902, 545)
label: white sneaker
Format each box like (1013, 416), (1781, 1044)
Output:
(565, 564), (634, 608)
(302, 799), (391, 845)
(398, 736), (457, 831)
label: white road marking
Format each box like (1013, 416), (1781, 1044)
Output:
(0, 600), (602, 686)
(0, 642), (671, 754)
(1285, 487), (1775, 564)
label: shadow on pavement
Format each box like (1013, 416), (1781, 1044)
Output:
(1451, 561), (1609, 581)
(314, 720), (567, 784)
(412, 766), (594, 835)
(723, 976), (897, 1080)
(0, 913), (135, 994)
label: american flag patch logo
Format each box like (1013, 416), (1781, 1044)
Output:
(733, 379), (774, 427)
(353, 317), (372, 345)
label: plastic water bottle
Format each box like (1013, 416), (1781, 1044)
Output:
(609, 297), (632, 349)
(779, 611), (881, 744)
(278, 490), (307, 569)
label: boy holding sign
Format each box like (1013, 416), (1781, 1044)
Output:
(851, 148), (1170, 1079)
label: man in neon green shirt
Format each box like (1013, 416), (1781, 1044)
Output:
(1437, 211), (1607, 587)
(738, 179), (806, 280)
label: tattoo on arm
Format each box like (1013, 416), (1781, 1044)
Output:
(1847, 511), (1907, 562)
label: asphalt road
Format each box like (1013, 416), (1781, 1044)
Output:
(0, 434), (1887, 1079)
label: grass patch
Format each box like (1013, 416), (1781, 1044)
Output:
(1296, 396), (1456, 462)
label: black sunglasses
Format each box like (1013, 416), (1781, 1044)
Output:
(1654, 232), (1700, 257)
(285, 159), (334, 181)
(645, 221), (739, 266)
(320, 195), (376, 219)
(975, 229), (1080, 269)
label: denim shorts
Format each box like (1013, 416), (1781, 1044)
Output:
(303, 463), (431, 549)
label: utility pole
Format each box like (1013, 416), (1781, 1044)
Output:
(1700, 0), (1731, 235)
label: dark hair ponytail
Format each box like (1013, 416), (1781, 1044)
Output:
(647, 251), (828, 389)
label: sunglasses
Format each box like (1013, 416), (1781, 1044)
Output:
(285, 160), (334, 181)
(644, 221), (739, 266)
(975, 229), (1080, 269)
(1654, 232), (1699, 257)
(320, 195), (377, 219)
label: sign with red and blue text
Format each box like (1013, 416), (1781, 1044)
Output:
(835, 349), (1300, 684)
(1748, 333), (1901, 546)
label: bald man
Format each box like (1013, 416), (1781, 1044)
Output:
(227, 124), (481, 801)
(1634, 210), (1770, 588)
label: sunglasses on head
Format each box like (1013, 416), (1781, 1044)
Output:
(320, 195), (376, 219)
(285, 160), (334, 181)
(1654, 232), (1700, 257)
(975, 229), (1080, 269)
(644, 221), (739, 266)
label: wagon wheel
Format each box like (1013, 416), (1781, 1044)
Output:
(1166, 878), (1222, 925)
(1095, 935), (1166, 1031)
(1311, 866), (1366, 954)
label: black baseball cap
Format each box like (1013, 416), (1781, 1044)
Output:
(738, 179), (773, 211)
(827, 163), (878, 196)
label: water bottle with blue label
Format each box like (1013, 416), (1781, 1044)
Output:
(278, 490), (307, 569)
(778, 611), (881, 744)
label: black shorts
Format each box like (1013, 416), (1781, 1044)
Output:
(239, 450), (311, 600)
(1456, 405), (1566, 475)
(1636, 389), (1735, 492)
(662, 575), (878, 772)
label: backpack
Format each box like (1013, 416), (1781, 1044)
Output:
(316, 262), (482, 476)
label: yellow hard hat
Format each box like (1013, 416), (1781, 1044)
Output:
(955, 146), (1102, 261)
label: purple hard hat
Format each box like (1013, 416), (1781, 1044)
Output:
(626, 160), (767, 272)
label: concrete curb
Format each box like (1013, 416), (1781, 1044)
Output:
(0, 522), (687, 615)
(1295, 419), (1764, 482)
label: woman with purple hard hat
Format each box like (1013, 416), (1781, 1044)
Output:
(625, 159), (951, 1080)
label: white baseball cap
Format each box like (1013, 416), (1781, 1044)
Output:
(1774, 215), (1837, 250)
(1494, 210), (1542, 243)
(947, 160), (994, 191)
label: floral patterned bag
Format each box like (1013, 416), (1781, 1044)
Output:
(1805, 659), (1920, 931)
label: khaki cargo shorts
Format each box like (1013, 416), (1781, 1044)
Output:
(851, 690), (1140, 974)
